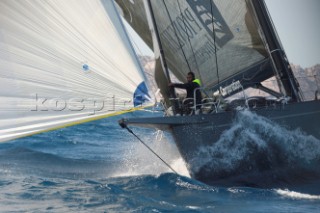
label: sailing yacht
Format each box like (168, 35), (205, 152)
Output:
(0, 0), (319, 187)
(116, 0), (320, 186)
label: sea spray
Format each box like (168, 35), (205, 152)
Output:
(115, 128), (190, 177)
(189, 110), (320, 187)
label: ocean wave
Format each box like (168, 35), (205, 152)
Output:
(189, 110), (320, 188)
(0, 147), (117, 179)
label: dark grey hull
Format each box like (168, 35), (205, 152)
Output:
(123, 100), (320, 187)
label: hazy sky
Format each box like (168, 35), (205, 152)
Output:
(265, 0), (320, 68)
(127, 0), (320, 68)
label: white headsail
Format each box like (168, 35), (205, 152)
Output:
(0, 0), (151, 142)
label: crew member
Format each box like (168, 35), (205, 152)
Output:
(169, 71), (202, 114)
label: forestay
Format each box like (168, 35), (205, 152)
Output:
(0, 0), (151, 142)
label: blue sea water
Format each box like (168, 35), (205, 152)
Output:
(1, 110), (320, 212)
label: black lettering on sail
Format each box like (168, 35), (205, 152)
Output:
(176, 16), (194, 39)
(184, 7), (202, 32)
(161, 23), (184, 53)
(186, 0), (233, 47)
(187, 34), (220, 69)
(160, 11), (201, 53)
(159, 6), (205, 53)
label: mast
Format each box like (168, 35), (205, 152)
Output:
(145, 0), (178, 110)
(146, 1), (172, 84)
(251, 0), (301, 102)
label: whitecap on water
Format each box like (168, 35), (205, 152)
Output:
(275, 189), (320, 200)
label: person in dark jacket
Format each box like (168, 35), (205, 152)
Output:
(169, 72), (202, 114)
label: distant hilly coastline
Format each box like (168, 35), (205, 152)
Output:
(291, 64), (320, 100)
(138, 55), (320, 101)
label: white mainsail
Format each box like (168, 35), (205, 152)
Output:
(0, 0), (151, 142)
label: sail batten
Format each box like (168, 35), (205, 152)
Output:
(0, 0), (151, 142)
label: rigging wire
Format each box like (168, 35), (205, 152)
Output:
(119, 119), (178, 174)
(210, 0), (220, 87)
(176, 0), (202, 82)
(162, 0), (193, 77)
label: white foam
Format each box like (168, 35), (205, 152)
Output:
(114, 129), (190, 178)
(170, 158), (190, 177)
(275, 189), (320, 200)
(186, 206), (200, 210)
